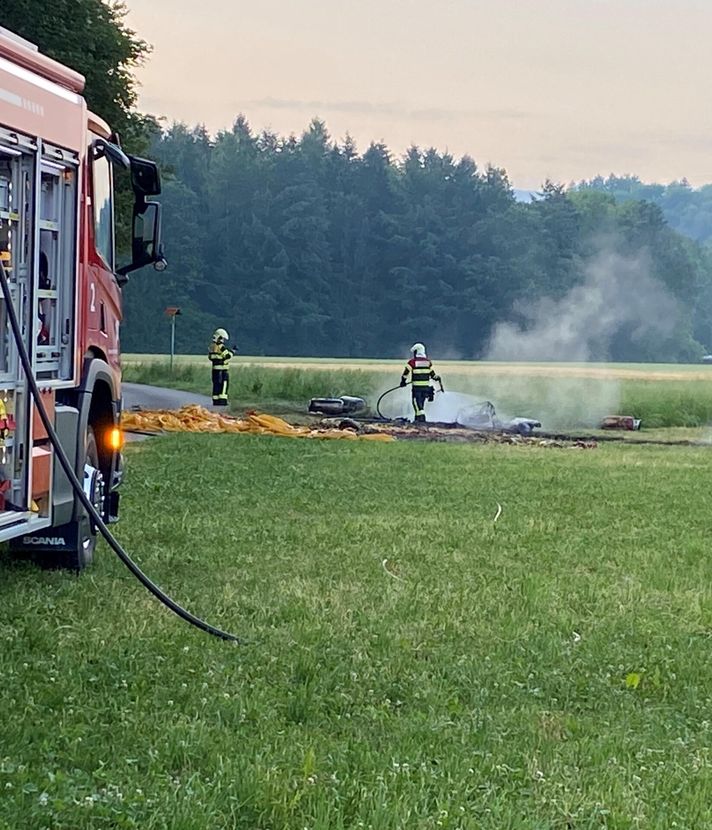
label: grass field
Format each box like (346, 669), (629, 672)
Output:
(123, 357), (712, 430)
(2, 434), (712, 828)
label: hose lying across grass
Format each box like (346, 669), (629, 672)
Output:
(0, 262), (242, 643)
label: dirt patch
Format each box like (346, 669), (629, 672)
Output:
(319, 418), (712, 448)
(320, 419), (597, 448)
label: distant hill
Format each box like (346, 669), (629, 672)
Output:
(575, 176), (712, 246)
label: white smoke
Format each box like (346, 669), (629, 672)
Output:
(480, 250), (681, 428)
(378, 388), (492, 424)
(487, 250), (678, 363)
(378, 251), (683, 429)
(382, 252), (679, 430)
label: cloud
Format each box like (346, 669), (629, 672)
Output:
(245, 97), (530, 123)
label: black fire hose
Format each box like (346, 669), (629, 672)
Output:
(376, 382), (410, 420)
(0, 262), (241, 643)
(376, 380), (447, 420)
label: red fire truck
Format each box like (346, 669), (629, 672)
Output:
(0, 27), (165, 569)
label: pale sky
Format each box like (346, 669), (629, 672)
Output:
(125, 0), (712, 190)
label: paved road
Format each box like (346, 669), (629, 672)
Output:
(122, 383), (211, 411)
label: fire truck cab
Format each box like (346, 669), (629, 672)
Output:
(0, 27), (164, 568)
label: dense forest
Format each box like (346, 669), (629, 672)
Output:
(118, 119), (712, 361)
(7, 2), (712, 361)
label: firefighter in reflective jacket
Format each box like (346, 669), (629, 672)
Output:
(208, 328), (233, 406)
(400, 342), (443, 422)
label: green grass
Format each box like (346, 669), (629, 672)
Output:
(457, 376), (712, 430)
(122, 359), (712, 429)
(122, 361), (378, 414)
(621, 381), (712, 428)
(2, 434), (712, 827)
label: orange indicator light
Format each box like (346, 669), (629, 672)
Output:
(109, 427), (123, 450)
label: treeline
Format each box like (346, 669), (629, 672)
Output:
(120, 118), (712, 360)
(576, 175), (712, 246)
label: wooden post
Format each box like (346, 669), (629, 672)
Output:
(164, 307), (181, 373)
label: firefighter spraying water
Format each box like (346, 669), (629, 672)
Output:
(399, 343), (444, 422)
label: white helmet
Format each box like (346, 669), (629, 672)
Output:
(410, 342), (426, 357)
(213, 327), (229, 343)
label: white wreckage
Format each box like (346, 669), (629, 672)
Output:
(308, 395), (541, 435)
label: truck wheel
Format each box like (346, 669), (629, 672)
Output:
(75, 425), (105, 569)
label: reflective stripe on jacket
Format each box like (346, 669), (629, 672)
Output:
(209, 344), (233, 369)
(402, 357), (439, 387)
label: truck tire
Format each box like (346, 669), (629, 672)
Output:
(74, 425), (103, 569)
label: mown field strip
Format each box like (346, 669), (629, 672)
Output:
(125, 354), (712, 381)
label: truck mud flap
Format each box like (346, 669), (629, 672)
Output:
(9, 521), (82, 555)
(106, 491), (119, 524)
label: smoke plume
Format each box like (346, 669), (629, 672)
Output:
(377, 251), (684, 429)
(480, 250), (681, 428)
(384, 250), (678, 430)
(487, 250), (678, 363)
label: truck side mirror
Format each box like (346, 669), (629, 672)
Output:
(128, 156), (161, 197)
(117, 200), (166, 278)
(132, 200), (161, 267)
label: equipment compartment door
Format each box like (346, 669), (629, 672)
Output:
(0, 127), (51, 538)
